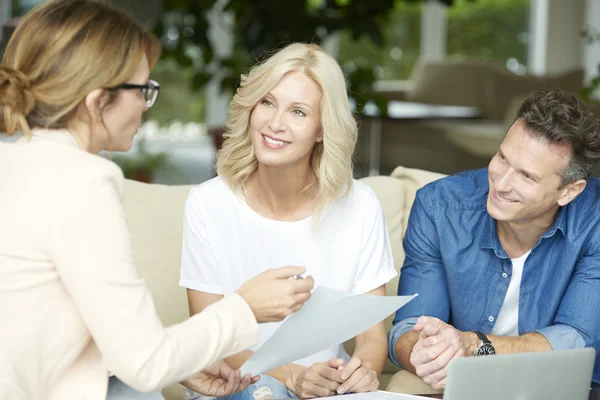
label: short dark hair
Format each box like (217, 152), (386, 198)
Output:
(515, 89), (600, 186)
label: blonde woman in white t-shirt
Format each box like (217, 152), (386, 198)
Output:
(180, 43), (397, 400)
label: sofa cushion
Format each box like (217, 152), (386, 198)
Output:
(123, 180), (194, 327)
(359, 176), (405, 291)
(123, 180), (195, 399)
(482, 68), (585, 120)
(390, 166), (447, 235)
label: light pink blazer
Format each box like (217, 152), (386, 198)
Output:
(0, 130), (258, 400)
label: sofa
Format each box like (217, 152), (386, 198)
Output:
(361, 58), (587, 176)
(379, 58), (585, 120)
(123, 165), (448, 399)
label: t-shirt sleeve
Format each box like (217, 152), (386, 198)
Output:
(179, 189), (223, 294)
(351, 187), (397, 294)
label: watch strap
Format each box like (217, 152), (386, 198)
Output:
(473, 331), (495, 356)
(475, 331), (491, 345)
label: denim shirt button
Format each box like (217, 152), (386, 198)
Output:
(502, 272), (508, 278)
(488, 316), (494, 322)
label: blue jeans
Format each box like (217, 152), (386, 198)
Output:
(185, 375), (295, 400)
(219, 375), (295, 400)
(106, 376), (165, 400)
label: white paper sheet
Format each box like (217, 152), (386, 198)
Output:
(240, 287), (417, 375)
(314, 390), (434, 400)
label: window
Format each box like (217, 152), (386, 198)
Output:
(338, 0), (530, 81)
(143, 59), (205, 126)
(446, 0), (530, 73)
(337, 1), (422, 81)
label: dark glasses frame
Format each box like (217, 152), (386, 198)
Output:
(108, 79), (160, 108)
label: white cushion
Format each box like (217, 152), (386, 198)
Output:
(123, 180), (194, 327)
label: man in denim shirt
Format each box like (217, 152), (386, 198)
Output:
(389, 89), (600, 390)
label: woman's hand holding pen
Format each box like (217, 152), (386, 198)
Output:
(237, 266), (314, 322)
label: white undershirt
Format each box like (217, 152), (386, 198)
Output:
(492, 250), (531, 337)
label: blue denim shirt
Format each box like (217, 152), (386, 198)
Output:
(388, 168), (600, 385)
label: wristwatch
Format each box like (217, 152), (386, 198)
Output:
(473, 331), (496, 356)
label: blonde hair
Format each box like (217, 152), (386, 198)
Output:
(216, 43), (357, 221)
(0, 0), (161, 137)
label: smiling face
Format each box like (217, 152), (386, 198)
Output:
(249, 70), (322, 169)
(486, 119), (576, 225)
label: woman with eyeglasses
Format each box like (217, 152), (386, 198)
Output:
(0, 1), (313, 400)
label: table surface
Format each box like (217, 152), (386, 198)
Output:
(351, 100), (481, 120)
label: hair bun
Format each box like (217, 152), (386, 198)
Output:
(0, 66), (36, 134)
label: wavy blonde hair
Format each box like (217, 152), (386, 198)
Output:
(0, 0), (161, 137)
(216, 43), (357, 221)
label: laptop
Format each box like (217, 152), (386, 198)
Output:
(443, 348), (596, 400)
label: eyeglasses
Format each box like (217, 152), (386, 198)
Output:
(108, 79), (161, 108)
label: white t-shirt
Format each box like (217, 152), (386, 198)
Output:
(492, 250), (531, 337)
(179, 176), (397, 367)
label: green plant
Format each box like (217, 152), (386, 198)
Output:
(153, 0), (475, 116)
(111, 138), (177, 183)
(144, 58), (205, 124)
(447, 0), (529, 65)
(582, 26), (600, 102)
(153, 0), (402, 114)
(338, 1), (422, 81)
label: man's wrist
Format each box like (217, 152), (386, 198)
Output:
(460, 331), (479, 356)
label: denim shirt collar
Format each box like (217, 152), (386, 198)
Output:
(480, 198), (568, 258)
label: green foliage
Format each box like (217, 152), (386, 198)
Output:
(581, 76), (600, 102)
(338, 1), (422, 81)
(338, 0), (529, 81)
(581, 27), (600, 102)
(111, 139), (178, 183)
(152, 0), (530, 121)
(11, 0), (22, 14)
(447, 0), (529, 64)
(144, 58), (205, 125)
(155, 0), (398, 115)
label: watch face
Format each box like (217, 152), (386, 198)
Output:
(477, 343), (496, 356)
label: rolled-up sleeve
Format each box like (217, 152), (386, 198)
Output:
(388, 317), (419, 367)
(537, 231), (600, 352)
(388, 187), (450, 368)
(536, 324), (585, 350)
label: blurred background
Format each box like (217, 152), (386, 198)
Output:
(1, 0), (599, 184)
